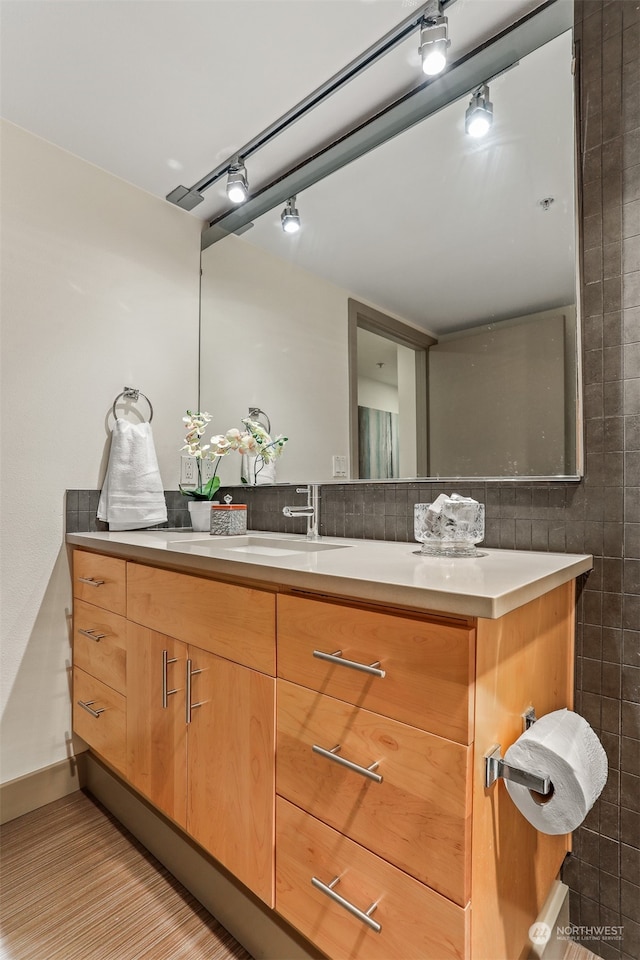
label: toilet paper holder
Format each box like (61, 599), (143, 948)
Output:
(484, 708), (552, 796)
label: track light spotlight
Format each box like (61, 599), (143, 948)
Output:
(465, 84), (493, 137)
(419, 13), (449, 77)
(226, 159), (249, 204)
(281, 196), (301, 234)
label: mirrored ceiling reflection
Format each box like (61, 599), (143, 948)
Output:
(200, 26), (580, 485)
(236, 29), (575, 337)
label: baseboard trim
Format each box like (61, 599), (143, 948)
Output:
(84, 754), (322, 960)
(0, 753), (87, 825)
(527, 879), (571, 960)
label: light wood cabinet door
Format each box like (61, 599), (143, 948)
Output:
(276, 797), (469, 960)
(73, 667), (126, 775)
(277, 594), (475, 743)
(187, 647), (275, 906)
(73, 600), (127, 695)
(73, 551), (126, 616)
(277, 679), (471, 906)
(126, 623), (188, 829)
(127, 563), (276, 675)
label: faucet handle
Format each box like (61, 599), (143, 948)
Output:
(295, 486), (310, 495)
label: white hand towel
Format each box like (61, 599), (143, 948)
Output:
(97, 420), (167, 530)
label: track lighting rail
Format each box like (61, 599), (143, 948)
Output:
(166, 0), (454, 211)
(201, 0), (570, 249)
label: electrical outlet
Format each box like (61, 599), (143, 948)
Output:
(332, 455), (347, 478)
(200, 458), (216, 482)
(180, 455), (197, 485)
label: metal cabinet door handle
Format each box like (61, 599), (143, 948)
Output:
(77, 699), (105, 719)
(77, 628), (106, 642)
(313, 649), (385, 678)
(311, 876), (381, 933)
(185, 659), (204, 724)
(77, 577), (105, 587)
(162, 649), (179, 709)
(312, 743), (382, 783)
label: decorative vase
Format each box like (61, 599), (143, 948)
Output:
(187, 500), (216, 532)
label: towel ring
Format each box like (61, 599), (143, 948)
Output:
(112, 387), (153, 422)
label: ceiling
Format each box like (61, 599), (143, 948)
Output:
(240, 26), (575, 334)
(1, 0), (575, 335)
(2, 0), (550, 217)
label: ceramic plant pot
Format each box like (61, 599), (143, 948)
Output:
(187, 500), (216, 532)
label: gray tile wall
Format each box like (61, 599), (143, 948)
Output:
(66, 0), (639, 953)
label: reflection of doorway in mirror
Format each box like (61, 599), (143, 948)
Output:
(348, 300), (435, 480)
(358, 406), (399, 479)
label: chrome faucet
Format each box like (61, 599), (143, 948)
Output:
(282, 484), (320, 541)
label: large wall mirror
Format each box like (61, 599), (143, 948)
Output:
(200, 4), (581, 487)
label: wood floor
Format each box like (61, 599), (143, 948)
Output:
(0, 790), (603, 960)
(0, 791), (253, 960)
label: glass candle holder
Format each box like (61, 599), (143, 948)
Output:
(414, 500), (485, 557)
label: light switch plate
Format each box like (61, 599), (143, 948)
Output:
(332, 455), (347, 478)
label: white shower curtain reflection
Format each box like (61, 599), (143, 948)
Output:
(358, 405), (399, 479)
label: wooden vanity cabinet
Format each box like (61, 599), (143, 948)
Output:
(72, 550), (277, 907)
(276, 796), (469, 960)
(71, 546), (577, 960)
(126, 562), (276, 674)
(72, 553), (127, 775)
(274, 586), (575, 960)
(276, 676), (472, 905)
(73, 550), (126, 615)
(186, 646), (275, 904)
(277, 594), (475, 744)
(126, 623), (188, 827)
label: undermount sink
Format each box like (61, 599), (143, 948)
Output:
(174, 535), (352, 557)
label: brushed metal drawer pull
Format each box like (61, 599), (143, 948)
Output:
(77, 577), (105, 587)
(312, 744), (383, 783)
(78, 628), (106, 642)
(186, 660), (204, 724)
(162, 650), (179, 709)
(311, 875), (381, 933)
(313, 649), (385, 678)
(77, 699), (105, 719)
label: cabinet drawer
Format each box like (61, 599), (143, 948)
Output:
(277, 595), (474, 743)
(276, 797), (469, 960)
(73, 600), (127, 695)
(127, 563), (275, 675)
(73, 667), (126, 774)
(277, 680), (471, 905)
(73, 551), (126, 616)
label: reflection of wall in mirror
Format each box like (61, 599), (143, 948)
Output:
(200, 234), (351, 484)
(428, 308), (575, 477)
(357, 341), (417, 479)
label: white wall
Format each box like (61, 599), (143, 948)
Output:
(357, 377), (399, 414)
(428, 310), (568, 477)
(200, 236), (350, 484)
(397, 344), (417, 478)
(0, 121), (202, 783)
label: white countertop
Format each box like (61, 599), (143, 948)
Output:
(66, 529), (592, 620)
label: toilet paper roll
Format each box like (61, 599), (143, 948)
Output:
(503, 709), (607, 835)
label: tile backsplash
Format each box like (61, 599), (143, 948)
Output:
(66, 0), (640, 955)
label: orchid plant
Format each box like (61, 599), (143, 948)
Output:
(180, 411), (288, 498)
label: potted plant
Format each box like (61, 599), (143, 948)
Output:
(180, 411), (221, 530)
(180, 411), (288, 530)
(210, 417), (288, 484)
